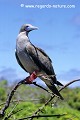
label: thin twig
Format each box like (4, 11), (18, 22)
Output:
(33, 82), (53, 95)
(4, 102), (19, 120)
(4, 108), (23, 120)
(0, 99), (40, 107)
(17, 113), (67, 120)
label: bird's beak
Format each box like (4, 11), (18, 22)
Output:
(26, 25), (38, 32)
(31, 26), (38, 30)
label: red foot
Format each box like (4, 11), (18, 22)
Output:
(25, 71), (37, 84)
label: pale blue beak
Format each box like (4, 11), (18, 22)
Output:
(25, 25), (38, 32)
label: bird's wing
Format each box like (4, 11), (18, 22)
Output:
(15, 50), (28, 72)
(25, 44), (55, 75)
(35, 46), (52, 62)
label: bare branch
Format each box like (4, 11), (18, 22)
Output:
(17, 113), (67, 120)
(0, 99), (40, 107)
(4, 108), (23, 120)
(4, 102), (19, 120)
(33, 82), (53, 95)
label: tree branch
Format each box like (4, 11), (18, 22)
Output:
(17, 113), (67, 120)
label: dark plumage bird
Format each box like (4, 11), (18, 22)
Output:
(15, 24), (63, 100)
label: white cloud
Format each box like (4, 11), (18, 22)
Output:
(0, 67), (28, 84)
(57, 69), (80, 87)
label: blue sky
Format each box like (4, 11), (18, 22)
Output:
(0, 0), (80, 87)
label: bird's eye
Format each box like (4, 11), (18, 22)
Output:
(25, 26), (29, 31)
(26, 26), (29, 28)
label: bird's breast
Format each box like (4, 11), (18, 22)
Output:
(17, 50), (39, 73)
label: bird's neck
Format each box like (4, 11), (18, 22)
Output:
(16, 31), (30, 51)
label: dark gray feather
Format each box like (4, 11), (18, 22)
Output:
(15, 51), (28, 72)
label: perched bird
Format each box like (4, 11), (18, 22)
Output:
(15, 24), (63, 100)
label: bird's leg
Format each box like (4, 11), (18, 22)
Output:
(24, 71), (38, 84)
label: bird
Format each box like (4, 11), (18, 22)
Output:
(15, 24), (63, 100)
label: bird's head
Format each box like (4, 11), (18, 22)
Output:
(19, 24), (38, 34)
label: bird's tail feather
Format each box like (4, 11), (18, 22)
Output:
(46, 83), (64, 100)
(57, 81), (63, 86)
(51, 76), (63, 86)
(40, 75), (63, 99)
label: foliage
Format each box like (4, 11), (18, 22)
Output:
(4, 102), (80, 120)
(0, 80), (8, 101)
(0, 80), (80, 119)
(62, 87), (80, 111)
